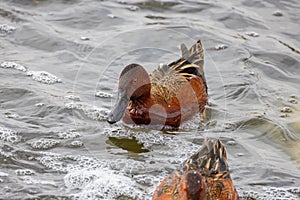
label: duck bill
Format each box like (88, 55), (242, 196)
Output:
(107, 90), (129, 124)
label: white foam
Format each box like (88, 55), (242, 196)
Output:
(35, 152), (154, 199)
(57, 130), (81, 139)
(28, 138), (60, 149)
(69, 140), (83, 147)
(0, 172), (9, 177)
(215, 44), (228, 50)
(0, 62), (27, 72)
(246, 31), (260, 37)
(15, 169), (35, 176)
(0, 24), (16, 34)
(65, 169), (145, 200)
(65, 102), (109, 121)
(65, 95), (81, 101)
(95, 91), (113, 98)
(0, 126), (21, 143)
(26, 71), (62, 84)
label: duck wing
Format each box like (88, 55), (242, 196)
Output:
(150, 40), (207, 104)
(169, 40), (206, 83)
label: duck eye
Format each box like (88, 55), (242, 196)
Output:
(132, 78), (137, 84)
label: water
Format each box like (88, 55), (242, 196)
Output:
(1, 0), (300, 199)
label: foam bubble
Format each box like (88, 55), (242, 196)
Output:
(65, 102), (109, 121)
(0, 172), (9, 177)
(64, 95), (81, 101)
(0, 62), (27, 72)
(15, 169), (35, 176)
(57, 130), (81, 139)
(28, 138), (60, 149)
(34, 152), (157, 199)
(36, 154), (106, 173)
(104, 127), (131, 138)
(215, 44), (228, 50)
(65, 169), (145, 200)
(0, 126), (21, 143)
(19, 176), (57, 187)
(0, 24), (16, 34)
(246, 31), (260, 37)
(36, 155), (69, 173)
(26, 71), (61, 84)
(69, 141), (84, 147)
(95, 91), (113, 98)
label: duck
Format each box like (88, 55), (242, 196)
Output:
(107, 40), (208, 129)
(153, 138), (239, 200)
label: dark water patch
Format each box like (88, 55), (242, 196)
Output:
(107, 137), (150, 153)
(0, 87), (33, 104)
(132, 1), (180, 12)
(145, 15), (167, 20)
(0, 7), (25, 22)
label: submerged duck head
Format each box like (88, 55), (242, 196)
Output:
(107, 63), (151, 124)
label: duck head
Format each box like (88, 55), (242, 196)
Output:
(107, 64), (151, 124)
(179, 170), (207, 200)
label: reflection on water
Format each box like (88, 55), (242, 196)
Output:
(1, 0), (300, 199)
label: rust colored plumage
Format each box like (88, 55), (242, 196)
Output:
(107, 40), (208, 129)
(153, 138), (239, 200)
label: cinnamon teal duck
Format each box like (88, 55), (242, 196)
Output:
(107, 40), (208, 129)
(153, 138), (239, 200)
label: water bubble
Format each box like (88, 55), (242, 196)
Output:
(288, 98), (298, 104)
(237, 153), (244, 157)
(280, 113), (288, 118)
(273, 10), (283, 17)
(226, 140), (236, 146)
(66, 169), (144, 200)
(222, 122), (236, 130)
(0, 62), (27, 72)
(4, 112), (19, 119)
(80, 36), (90, 41)
(246, 31), (259, 37)
(95, 91), (113, 98)
(26, 71), (61, 84)
(0, 24), (16, 34)
(128, 6), (139, 11)
(107, 14), (117, 18)
(65, 95), (81, 101)
(65, 102), (109, 121)
(0, 172), (9, 177)
(57, 130), (81, 139)
(15, 169), (35, 176)
(280, 107), (292, 113)
(70, 141), (84, 147)
(35, 103), (45, 107)
(28, 138), (60, 150)
(214, 44), (228, 50)
(0, 126), (21, 143)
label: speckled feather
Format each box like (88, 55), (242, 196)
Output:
(150, 40), (206, 105)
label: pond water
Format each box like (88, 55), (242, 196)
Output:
(0, 0), (300, 199)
